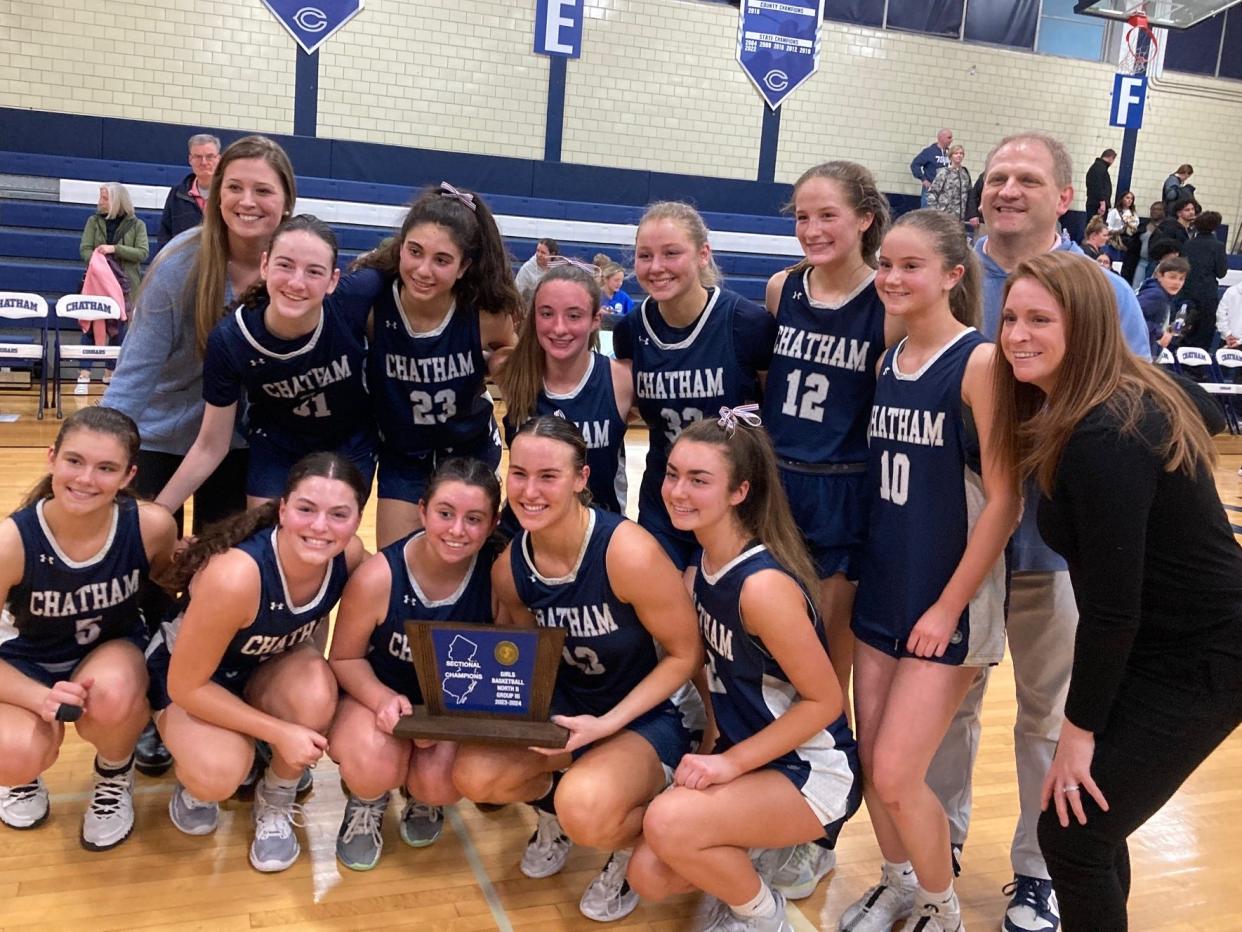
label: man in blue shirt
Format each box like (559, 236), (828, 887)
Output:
(910, 128), (953, 207)
(926, 132), (1151, 932)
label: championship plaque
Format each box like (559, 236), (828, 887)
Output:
(393, 621), (569, 748)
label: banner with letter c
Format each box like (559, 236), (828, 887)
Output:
(737, 0), (824, 110)
(262, 0), (364, 55)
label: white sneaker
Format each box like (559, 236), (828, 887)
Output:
(168, 782), (219, 835)
(706, 888), (794, 932)
(81, 763), (135, 851)
(0, 779), (49, 829)
(907, 892), (962, 932)
(250, 782), (305, 872)
(838, 863), (916, 931)
(520, 809), (572, 879)
(760, 843), (836, 900)
(579, 848), (640, 922)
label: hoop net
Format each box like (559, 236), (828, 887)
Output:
(1119, 7), (1160, 74)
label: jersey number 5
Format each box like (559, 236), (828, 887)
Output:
(879, 450), (910, 506)
(780, 370), (829, 423)
(75, 615), (103, 646)
(410, 389), (458, 425)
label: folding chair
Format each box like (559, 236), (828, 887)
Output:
(1156, 347), (1177, 371)
(1208, 347), (1242, 435)
(0, 292), (50, 420)
(53, 294), (122, 419)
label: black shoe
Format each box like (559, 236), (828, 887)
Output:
(134, 721), (172, 777)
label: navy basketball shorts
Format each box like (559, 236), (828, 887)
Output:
(377, 430), (502, 505)
(778, 466), (869, 581)
(245, 430), (378, 501)
(0, 623), (148, 689)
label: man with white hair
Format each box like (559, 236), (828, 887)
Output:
(910, 128), (953, 208)
(157, 133), (220, 249)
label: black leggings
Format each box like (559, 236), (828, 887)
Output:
(1038, 658), (1242, 931)
(132, 447), (249, 537)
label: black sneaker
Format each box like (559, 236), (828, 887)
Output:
(134, 721), (172, 777)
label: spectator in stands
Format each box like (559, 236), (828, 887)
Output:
(1136, 255), (1189, 359)
(1149, 197), (1199, 265)
(1078, 217), (1109, 260)
(927, 144), (972, 224)
(599, 263), (633, 319)
(77, 182), (148, 390)
(910, 128), (952, 208)
(1162, 163), (1194, 215)
(1123, 201), (1164, 287)
(1180, 211), (1229, 350)
(158, 134), (220, 249)
(1217, 280), (1242, 349)
(1106, 190), (1138, 252)
(514, 237), (559, 304)
(1084, 148), (1115, 216)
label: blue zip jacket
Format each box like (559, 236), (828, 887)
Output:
(911, 143), (948, 185)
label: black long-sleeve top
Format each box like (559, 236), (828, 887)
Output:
(1037, 382), (1242, 734)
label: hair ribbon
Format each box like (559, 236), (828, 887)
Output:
(717, 403), (762, 434)
(439, 181), (476, 212)
(545, 255), (602, 276)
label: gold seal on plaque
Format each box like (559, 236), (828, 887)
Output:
(494, 640), (519, 666)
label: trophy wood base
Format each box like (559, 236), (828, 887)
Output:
(393, 706), (569, 749)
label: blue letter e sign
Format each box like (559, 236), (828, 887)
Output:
(535, 0), (583, 58)
(1110, 74), (1147, 129)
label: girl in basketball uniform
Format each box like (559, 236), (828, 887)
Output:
(497, 260), (632, 535)
(153, 215), (382, 513)
(150, 452), (367, 873)
(612, 202), (775, 570)
(760, 161), (900, 700)
(842, 210), (1017, 932)
(0, 407), (176, 850)
(628, 411), (861, 931)
(452, 416), (704, 923)
(327, 458), (500, 871)
(357, 182), (522, 548)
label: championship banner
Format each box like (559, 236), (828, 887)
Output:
(736, 0), (825, 110)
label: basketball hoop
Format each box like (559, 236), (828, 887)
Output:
(1119, 6), (1159, 74)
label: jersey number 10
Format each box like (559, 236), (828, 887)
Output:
(879, 450), (910, 506)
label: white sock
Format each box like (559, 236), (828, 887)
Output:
(916, 883), (958, 909)
(262, 768), (300, 794)
(95, 754), (133, 774)
(731, 880), (777, 918)
(884, 859), (917, 886)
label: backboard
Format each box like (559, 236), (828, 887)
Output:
(1075, 0), (1242, 29)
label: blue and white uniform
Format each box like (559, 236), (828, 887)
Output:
(693, 544), (860, 839)
(614, 289), (774, 568)
(369, 281), (501, 503)
(204, 292), (377, 498)
(510, 507), (695, 767)
(852, 329), (1006, 666)
(499, 352), (627, 537)
(1, 498), (149, 687)
(148, 527), (350, 708)
(761, 271), (886, 578)
(367, 531), (495, 703)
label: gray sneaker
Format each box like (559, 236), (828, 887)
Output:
(520, 809), (572, 878)
(398, 797), (443, 848)
(168, 782), (219, 835)
(706, 889), (793, 932)
(579, 848), (640, 922)
(838, 863), (916, 931)
(81, 765), (135, 851)
(250, 782), (304, 873)
(336, 793), (388, 871)
(758, 843), (836, 900)
(0, 779), (49, 830)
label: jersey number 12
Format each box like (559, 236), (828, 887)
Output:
(780, 370), (828, 423)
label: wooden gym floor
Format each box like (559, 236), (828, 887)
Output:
(0, 390), (1239, 931)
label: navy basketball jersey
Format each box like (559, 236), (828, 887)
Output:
(1, 497), (148, 673)
(853, 329), (1006, 664)
(762, 270), (887, 464)
(368, 281), (493, 455)
(692, 544), (858, 822)
(630, 289), (762, 505)
(204, 300), (373, 455)
(368, 531), (495, 702)
(502, 352), (627, 513)
(510, 508), (667, 717)
(209, 528), (349, 687)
